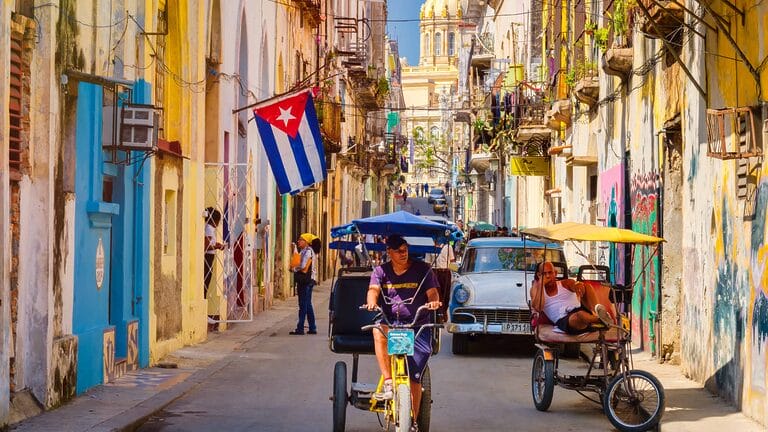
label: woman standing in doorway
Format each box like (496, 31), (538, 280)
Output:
(204, 207), (226, 299)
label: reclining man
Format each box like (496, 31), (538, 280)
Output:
(530, 261), (613, 334)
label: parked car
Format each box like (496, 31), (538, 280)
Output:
(432, 197), (448, 215)
(446, 237), (566, 355)
(427, 188), (446, 203)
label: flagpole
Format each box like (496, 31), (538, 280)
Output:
(232, 87), (313, 115)
(232, 68), (344, 115)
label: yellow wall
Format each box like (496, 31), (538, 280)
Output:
(147, 0), (208, 363)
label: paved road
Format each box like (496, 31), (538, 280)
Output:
(136, 284), (613, 432)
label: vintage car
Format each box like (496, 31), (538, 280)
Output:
(446, 237), (566, 354)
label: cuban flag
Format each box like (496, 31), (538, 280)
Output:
(254, 89), (327, 195)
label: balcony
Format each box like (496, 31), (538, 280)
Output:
(602, 47), (634, 78)
(294, 0), (321, 26)
(545, 99), (572, 130)
(638, 0), (684, 39)
(317, 101), (342, 153)
(471, 32), (494, 68)
(573, 76), (599, 108)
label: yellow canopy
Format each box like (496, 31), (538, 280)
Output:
(521, 222), (664, 245)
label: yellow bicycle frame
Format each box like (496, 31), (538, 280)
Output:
(369, 354), (410, 419)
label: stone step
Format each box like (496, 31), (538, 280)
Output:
(112, 357), (127, 382)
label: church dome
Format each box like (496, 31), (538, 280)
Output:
(421, 0), (462, 19)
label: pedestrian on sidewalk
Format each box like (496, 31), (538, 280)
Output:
(203, 207), (225, 299)
(290, 233), (319, 335)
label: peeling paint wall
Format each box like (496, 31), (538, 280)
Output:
(679, 0), (768, 424)
(1, 0), (12, 423)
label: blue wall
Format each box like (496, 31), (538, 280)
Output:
(73, 79), (152, 394)
(73, 82), (119, 394)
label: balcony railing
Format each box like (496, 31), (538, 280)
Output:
(294, 0), (321, 25)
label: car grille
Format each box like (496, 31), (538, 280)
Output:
(455, 308), (530, 324)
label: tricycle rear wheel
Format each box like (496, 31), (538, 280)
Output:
(603, 369), (665, 432)
(332, 361), (348, 432)
(532, 349), (555, 411)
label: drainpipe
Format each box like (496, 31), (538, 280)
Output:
(653, 129), (667, 360)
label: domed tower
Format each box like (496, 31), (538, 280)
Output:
(419, 0), (463, 66)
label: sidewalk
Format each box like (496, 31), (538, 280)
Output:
(630, 351), (764, 431)
(10, 281), (320, 432)
(9, 280), (765, 431)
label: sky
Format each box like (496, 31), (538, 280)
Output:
(386, 0), (423, 66)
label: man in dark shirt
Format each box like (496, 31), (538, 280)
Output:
(365, 235), (441, 430)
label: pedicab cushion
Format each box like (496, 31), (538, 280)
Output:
(535, 323), (620, 343)
(329, 274), (377, 354)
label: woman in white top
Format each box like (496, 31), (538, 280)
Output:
(289, 233), (320, 335)
(204, 207), (225, 299)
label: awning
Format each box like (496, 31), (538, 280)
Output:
(521, 222), (664, 245)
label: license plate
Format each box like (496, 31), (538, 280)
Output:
(501, 322), (530, 334)
(387, 329), (415, 355)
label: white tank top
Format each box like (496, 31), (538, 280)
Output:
(542, 281), (581, 323)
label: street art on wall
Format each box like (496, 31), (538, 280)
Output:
(630, 171), (660, 354)
(600, 164), (625, 285)
(749, 180), (768, 395)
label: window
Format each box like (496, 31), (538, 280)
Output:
(448, 32), (455, 56)
(424, 33), (431, 56)
(462, 247), (566, 273)
(434, 32), (442, 55)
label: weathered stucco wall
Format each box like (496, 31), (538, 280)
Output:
(1, 1), (12, 423)
(679, 0), (768, 424)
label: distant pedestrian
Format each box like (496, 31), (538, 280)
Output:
(415, 209), (421, 215)
(423, 183), (429, 196)
(444, 181), (451, 193)
(290, 233), (319, 335)
(403, 189), (408, 203)
(203, 207), (225, 299)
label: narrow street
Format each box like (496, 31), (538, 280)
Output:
(134, 284), (610, 432)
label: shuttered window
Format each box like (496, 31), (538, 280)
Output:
(9, 28), (23, 174)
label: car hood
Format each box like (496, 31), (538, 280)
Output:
(456, 272), (530, 307)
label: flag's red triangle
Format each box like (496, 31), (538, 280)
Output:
(253, 91), (310, 138)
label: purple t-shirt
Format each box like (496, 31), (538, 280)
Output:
(369, 260), (440, 325)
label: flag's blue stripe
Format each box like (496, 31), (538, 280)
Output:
(255, 115), (293, 195)
(289, 131), (315, 188)
(304, 95), (328, 179)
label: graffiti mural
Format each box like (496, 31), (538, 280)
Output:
(712, 197), (748, 403)
(750, 180), (768, 394)
(630, 171), (660, 354)
(600, 164), (625, 285)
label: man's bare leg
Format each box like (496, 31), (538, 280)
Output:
(373, 327), (391, 380)
(567, 310), (601, 331)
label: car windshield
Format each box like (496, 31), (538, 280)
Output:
(430, 189), (444, 196)
(461, 247), (565, 273)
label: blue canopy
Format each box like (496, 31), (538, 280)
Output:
(330, 211), (462, 242)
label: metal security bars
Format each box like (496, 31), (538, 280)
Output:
(204, 163), (256, 323)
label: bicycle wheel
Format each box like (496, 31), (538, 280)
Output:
(396, 383), (412, 432)
(603, 369), (665, 432)
(531, 349), (555, 411)
(332, 361), (347, 432)
(417, 366), (431, 432)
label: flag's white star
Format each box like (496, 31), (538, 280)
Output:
(276, 106), (296, 127)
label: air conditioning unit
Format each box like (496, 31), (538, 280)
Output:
(120, 104), (158, 150)
(326, 153), (337, 172)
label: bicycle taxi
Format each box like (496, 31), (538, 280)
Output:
(521, 222), (665, 432)
(327, 211), (461, 432)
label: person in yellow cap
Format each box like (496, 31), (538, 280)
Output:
(290, 232), (319, 335)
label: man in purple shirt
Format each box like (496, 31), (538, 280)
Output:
(365, 234), (441, 431)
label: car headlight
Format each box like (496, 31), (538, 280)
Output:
(453, 284), (470, 304)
